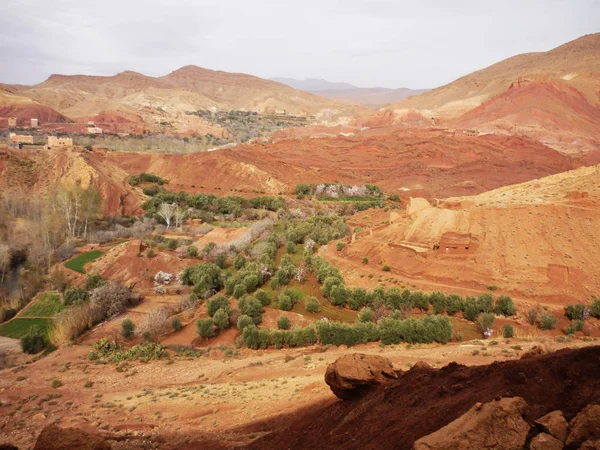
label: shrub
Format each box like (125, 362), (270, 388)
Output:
(63, 287), (89, 306)
(197, 318), (215, 338)
(20, 326), (47, 354)
(336, 242), (346, 252)
(51, 379), (62, 389)
(501, 324), (514, 338)
(215, 253), (227, 269)
(564, 319), (585, 335)
(237, 314), (254, 331)
(121, 319), (135, 339)
(206, 295), (230, 317)
(382, 265), (391, 272)
(187, 245), (198, 258)
(286, 241), (297, 254)
(411, 291), (429, 311)
(590, 297), (600, 318)
(378, 316), (453, 345)
(362, 257), (368, 264)
(146, 249), (155, 258)
(277, 315), (290, 330)
(565, 304), (589, 321)
(477, 313), (495, 338)
(237, 296), (264, 324)
(138, 307), (170, 343)
(254, 289), (271, 306)
(278, 294), (293, 311)
(494, 296), (516, 316)
(358, 308), (374, 323)
(348, 288), (369, 310)
(233, 254), (246, 270)
(526, 308), (540, 325)
(90, 281), (134, 319)
(213, 308), (230, 330)
(305, 297), (320, 313)
(429, 292), (446, 315)
(85, 274), (105, 291)
(179, 263), (224, 298)
(539, 313), (557, 330)
(446, 294), (464, 316)
(463, 297), (480, 322)
(477, 293), (494, 313)
(172, 316), (182, 332)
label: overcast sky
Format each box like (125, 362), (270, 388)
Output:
(1, 0), (598, 89)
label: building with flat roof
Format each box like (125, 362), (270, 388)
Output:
(30, 118), (39, 128)
(8, 117), (17, 127)
(46, 136), (73, 148)
(9, 132), (34, 144)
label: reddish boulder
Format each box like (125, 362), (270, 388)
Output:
(529, 432), (563, 450)
(33, 425), (111, 450)
(581, 440), (600, 450)
(324, 353), (397, 400)
(413, 397), (530, 450)
(535, 410), (568, 442)
(567, 405), (600, 447)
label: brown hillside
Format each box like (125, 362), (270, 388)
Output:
(1, 67), (368, 134)
(322, 164), (600, 304)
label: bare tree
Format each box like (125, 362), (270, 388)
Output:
(157, 203), (177, 229)
(49, 185), (102, 239)
(173, 207), (186, 228)
(138, 307), (171, 343)
(0, 244), (10, 284)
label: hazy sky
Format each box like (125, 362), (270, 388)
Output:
(1, 0), (598, 88)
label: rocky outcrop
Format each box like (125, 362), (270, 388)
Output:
(413, 397), (530, 450)
(33, 425), (111, 450)
(535, 410), (568, 442)
(324, 353), (397, 400)
(566, 405), (600, 447)
(529, 432), (563, 450)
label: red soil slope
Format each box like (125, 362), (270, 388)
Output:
(450, 79), (600, 154)
(247, 346), (600, 450)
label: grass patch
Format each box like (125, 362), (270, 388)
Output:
(21, 292), (65, 317)
(64, 250), (104, 274)
(0, 318), (53, 339)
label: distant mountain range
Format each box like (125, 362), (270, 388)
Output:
(271, 77), (429, 107)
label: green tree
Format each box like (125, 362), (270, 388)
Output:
(171, 316), (182, 332)
(494, 296), (516, 316)
(213, 308), (230, 330)
(121, 319), (135, 339)
(197, 318), (215, 338)
(277, 315), (291, 330)
(305, 297), (320, 313)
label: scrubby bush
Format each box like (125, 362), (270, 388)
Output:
(362, 257), (369, 264)
(539, 313), (557, 330)
(197, 318), (215, 338)
(214, 253), (227, 269)
(564, 319), (585, 335)
(21, 326), (47, 354)
(233, 254), (246, 270)
(278, 294), (293, 311)
(477, 293), (494, 313)
(378, 316), (453, 345)
(179, 263), (224, 298)
(90, 281), (135, 319)
(410, 291), (429, 311)
(172, 316), (182, 332)
(382, 265), (391, 272)
(446, 294), (464, 316)
(336, 242), (346, 252)
(237, 296), (264, 324)
(526, 308), (540, 325)
(358, 308), (374, 323)
(277, 315), (290, 330)
(305, 297), (320, 313)
(206, 295), (230, 317)
(121, 319), (135, 339)
(236, 314), (254, 331)
(254, 289), (271, 306)
(213, 308), (230, 330)
(477, 313), (495, 338)
(494, 296), (516, 316)
(565, 304), (589, 321)
(187, 245), (198, 258)
(429, 291), (446, 315)
(501, 324), (514, 338)
(63, 287), (89, 306)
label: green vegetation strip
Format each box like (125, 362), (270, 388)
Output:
(21, 292), (65, 317)
(0, 318), (53, 339)
(64, 250), (104, 274)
